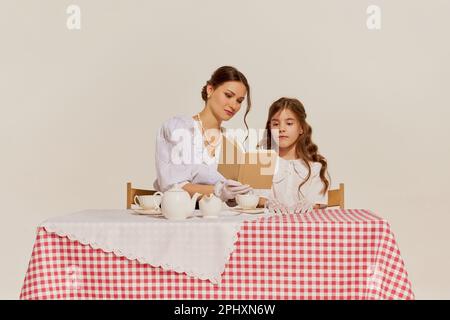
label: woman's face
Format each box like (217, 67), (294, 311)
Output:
(206, 81), (247, 121)
(269, 108), (303, 149)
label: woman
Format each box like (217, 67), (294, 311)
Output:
(154, 66), (253, 202)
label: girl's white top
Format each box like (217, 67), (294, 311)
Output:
(277, 157), (327, 207)
(256, 156), (328, 208)
(154, 115), (226, 192)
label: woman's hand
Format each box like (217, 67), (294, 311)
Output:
(214, 180), (252, 202)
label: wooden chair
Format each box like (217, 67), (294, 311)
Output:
(327, 183), (345, 209)
(126, 182), (157, 209)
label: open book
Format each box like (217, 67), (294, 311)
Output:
(217, 135), (277, 189)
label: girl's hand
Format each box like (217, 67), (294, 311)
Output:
(292, 198), (314, 214)
(265, 198), (289, 214)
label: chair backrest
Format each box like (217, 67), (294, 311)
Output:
(327, 183), (345, 209)
(126, 182), (157, 209)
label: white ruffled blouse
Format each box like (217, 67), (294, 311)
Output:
(254, 157), (328, 208)
(257, 156), (328, 208)
(153, 115), (226, 192)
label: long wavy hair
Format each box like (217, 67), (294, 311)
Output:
(201, 66), (252, 140)
(262, 97), (330, 195)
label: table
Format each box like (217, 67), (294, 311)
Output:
(20, 209), (414, 300)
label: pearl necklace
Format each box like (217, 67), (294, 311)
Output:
(196, 113), (222, 148)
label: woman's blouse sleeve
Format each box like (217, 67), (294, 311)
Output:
(154, 116), (225, 192)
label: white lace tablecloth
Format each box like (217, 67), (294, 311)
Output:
(40, 209), (268, 284)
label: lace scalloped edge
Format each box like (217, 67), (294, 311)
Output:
(41, 222), (245, 285)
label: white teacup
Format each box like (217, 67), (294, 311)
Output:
(236, 194), (259, 210)
(134, 192), (163, 210)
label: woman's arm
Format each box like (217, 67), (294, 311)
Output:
(182, 183), (215, 199)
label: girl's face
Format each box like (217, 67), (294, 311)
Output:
(270, 108), (303, 150)
(206, 81), (247, 121)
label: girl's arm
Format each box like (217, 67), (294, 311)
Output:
(182, 187), (326, 208)
(257, 198), (324, 209)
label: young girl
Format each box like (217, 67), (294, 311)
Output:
(257, 97), (330, 214)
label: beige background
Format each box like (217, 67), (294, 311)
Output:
(1, 0), (449, 299)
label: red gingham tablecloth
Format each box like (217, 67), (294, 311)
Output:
(20, 209), (414, 300)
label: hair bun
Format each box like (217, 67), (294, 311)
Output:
(201, 84), (208, 101)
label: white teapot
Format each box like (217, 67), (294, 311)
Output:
(161, 184), (201, 220)
(199, 194), (223, 218)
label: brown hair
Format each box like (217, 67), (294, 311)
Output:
(201, 66), (252, 138)
(263, 97), (330, 195)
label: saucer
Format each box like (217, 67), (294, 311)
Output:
(219, 211), (242, 217)
(132, 208), (162, 216)
(232, 207), (266, 214)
